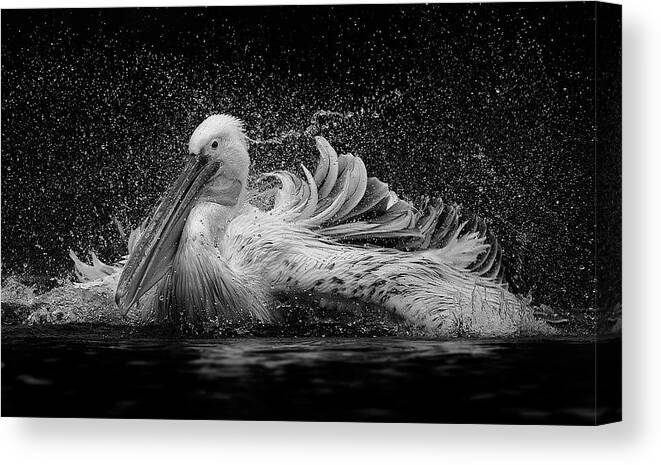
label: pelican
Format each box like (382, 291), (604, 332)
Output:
(71, 114), (550, 336)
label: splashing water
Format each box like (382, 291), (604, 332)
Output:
(1, 267), (554, 338)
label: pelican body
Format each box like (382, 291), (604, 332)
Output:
(106, 114), (545, 336)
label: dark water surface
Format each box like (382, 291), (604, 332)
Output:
(2, 326), (620, 424)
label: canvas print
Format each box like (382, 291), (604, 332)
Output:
(1, 2), (621, 424)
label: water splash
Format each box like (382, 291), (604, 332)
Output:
(2, 268), (555, 338)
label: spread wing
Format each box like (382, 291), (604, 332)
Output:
(262, 136), (505, 284)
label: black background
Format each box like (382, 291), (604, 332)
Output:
(1, 3), (620, 311)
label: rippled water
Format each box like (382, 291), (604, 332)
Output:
(1, 326), (620, 424)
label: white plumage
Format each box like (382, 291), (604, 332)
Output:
(71, 114), (550, 336)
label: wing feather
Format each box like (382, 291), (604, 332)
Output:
(314, 136), (338, 199)
(263, 136), (506, 284)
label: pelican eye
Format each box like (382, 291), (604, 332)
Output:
(211, 140), (219, 149)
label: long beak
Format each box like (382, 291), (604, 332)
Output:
(115, 153), (220, 315)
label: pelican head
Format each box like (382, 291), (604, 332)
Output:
(187, 114), (249, 182)
(115, 114), (250, 316)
